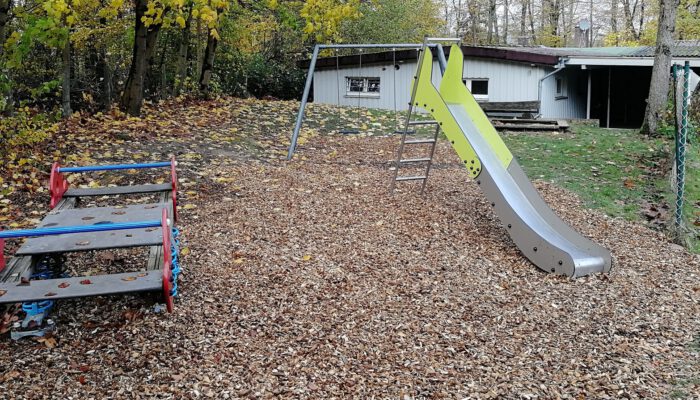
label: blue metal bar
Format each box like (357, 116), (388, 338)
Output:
(0, 220), (161, 239)
(58, 162), (171, 173)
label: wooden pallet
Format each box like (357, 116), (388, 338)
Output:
(490, 118), (570, 132)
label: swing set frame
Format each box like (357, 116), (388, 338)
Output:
(287, 41), (454, 160)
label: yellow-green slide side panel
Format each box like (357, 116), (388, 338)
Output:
(440, 45), (513, 168)
(412, 48), (482, 179)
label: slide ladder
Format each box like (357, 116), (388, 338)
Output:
(405, 43), (612, 277)
(390, 119), (440, 194)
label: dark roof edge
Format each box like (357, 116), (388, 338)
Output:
(301, 45), (560, 70)
(459, 46), (559, 66)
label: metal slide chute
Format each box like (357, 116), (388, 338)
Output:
(412, 44), (611, 277)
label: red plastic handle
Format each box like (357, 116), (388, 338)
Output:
(49, 162), (69, 209)
(161, 209), (174, 313)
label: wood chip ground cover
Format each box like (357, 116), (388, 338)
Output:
(0, 98), (699, 398)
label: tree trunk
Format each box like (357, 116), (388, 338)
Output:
(62, 38), (72, 118)
(120, 0), (162, 116)
(492, 0), (499, 43)
(542, 0), (560, 37)
(640, 0), (680, 135)
(144, 22), (161, 98)
(520, 0), (527, 44)
(195, 17), (203, 79)
(199, 31), (218, 95)
(638, 0), (645, 38)
(622, 0), (639, 39)
(97, 46), (112, 110)
(486, 0), (497, 44)
(528, 0), (536, 43)
(175, 9), (192, 95)
(611, 0), (619, 45)
(503, 0), (509, 44)
(0, 0), (10, 54)
(0, 0), (12, 114)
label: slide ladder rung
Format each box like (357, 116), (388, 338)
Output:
(395, 175), (427, 181)
(404, 139), (436, 145)
(399, 158), (432, 164)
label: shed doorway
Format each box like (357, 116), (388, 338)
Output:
(588, 66), (652, 129)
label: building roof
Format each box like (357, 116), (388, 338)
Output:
(308, 46), (559, 70)
(498, 40), (700, 58)
(306, 40), (700, 70)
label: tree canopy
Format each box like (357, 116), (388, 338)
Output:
(0, 0), (699, 122)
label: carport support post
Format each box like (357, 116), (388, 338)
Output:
(606, 67), (611, 128)
(287, 44), (320, 160)
(586, 69), (591, 119)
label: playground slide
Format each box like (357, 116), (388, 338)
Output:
(413, 45), (612, 277)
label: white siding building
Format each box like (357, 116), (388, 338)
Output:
(308, 43), (700, 128)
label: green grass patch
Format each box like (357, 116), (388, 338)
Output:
(502, 125), (669, 221)
(670, 336), (700, 399)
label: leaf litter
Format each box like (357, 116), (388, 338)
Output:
(0, 97), (698, 398)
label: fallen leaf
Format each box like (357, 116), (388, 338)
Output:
(37, 337), (57, 348)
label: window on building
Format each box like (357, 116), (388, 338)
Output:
(346, 77), (380, 96)
(463, 78), (489, 100)
(555, 77), (567, 98)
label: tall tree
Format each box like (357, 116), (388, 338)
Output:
(0, 0), (10, 51)
(195, 0), (228, 95)
(199, 27), (218, 94)
(487, 0), (497, 43)
(641, 0), (680, 135)
(519, 0), (527, 44)
(62, 38), (72, 117)
(339, 0), (439, 44)
(503, 0), (509, 43)
(611, 0), (619, 45)
(0, 0), (12, 113)
(120, 0), (165, 116)
(175, 4), (192, 95)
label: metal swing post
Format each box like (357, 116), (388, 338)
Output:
(287, 42), (453, 160)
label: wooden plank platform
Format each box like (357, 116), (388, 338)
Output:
(0, 198), (78, 284)
(65, 183), (172, 198)
(16, 203), (169, 255)
(0, 270), (161, 304)
(0, 191), (172, 304)
(491, 118), (570, 132)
